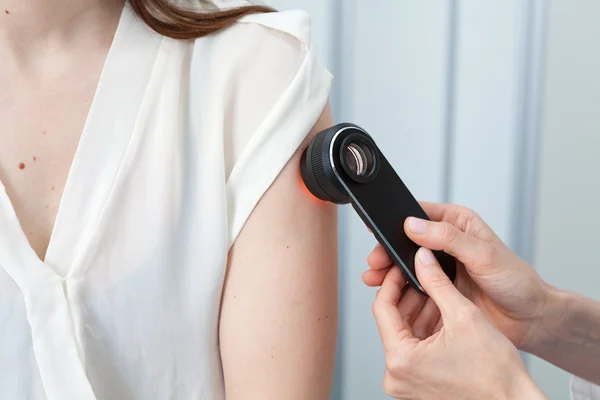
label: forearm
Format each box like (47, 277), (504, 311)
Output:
(527, 287), (600, 385)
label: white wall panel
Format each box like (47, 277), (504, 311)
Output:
(531, 1), (600, 398)
(338, 2), (452, 398)
(449, 0), (523, 244)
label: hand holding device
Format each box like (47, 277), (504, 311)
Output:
(364, 202), (551, 350)
(372, 252), (546, 400)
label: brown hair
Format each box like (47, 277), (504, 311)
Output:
(128, 0), (274, 40)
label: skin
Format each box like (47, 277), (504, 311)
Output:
(373, 253), (546, 400)
(366, 202), (600, 398)
(1, 1), (338, 397)
(220, 104), (338, 399)
(0, 0), (125, 261)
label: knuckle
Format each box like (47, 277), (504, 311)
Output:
(461, 207), (497, 242)
(385, 354), (405, 374)
(383, 373), (408, 398)
(449, 203), (472, 221)
(441, 222), (459, 245)
(385, 350), (414, 375)
(382, 373), (400, 397)
(446, 203), (464, 216)
(480, 243), (499, 267)
(372, 299), (379, 316)
(456, 304), (480, 324)
(453, 203), (479, 221)
(453, 204), (483, 232)
(372, 297), (384, 316)
(427, 272), (452, 290)
(462, 206), (480, 222)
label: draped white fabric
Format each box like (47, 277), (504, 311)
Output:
(0, 3), (332, 399)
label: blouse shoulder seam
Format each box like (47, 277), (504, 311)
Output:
(235, 9), (312, 47)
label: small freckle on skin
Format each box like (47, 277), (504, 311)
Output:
(45, 205), (49, 209)
(42, 130), (46, 135)
(33, 156), (37, 161)
(51, 186), (55, 191)
(18, 163), (25, 170)
(4, 9), (9, 15)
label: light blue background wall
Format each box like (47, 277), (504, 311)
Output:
(529, 1), (600, 398)
(267, 1), (599, 399)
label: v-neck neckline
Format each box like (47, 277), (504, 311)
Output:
(0, 3), (165, 280)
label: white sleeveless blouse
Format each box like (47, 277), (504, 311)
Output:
(0, 3), (332, 399)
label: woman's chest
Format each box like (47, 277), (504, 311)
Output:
(0, 177), (231, 398)
(0, 102), (232, 398)
(0, 66), (103, 261)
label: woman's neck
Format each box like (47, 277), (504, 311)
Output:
(0, 0), (125, 66)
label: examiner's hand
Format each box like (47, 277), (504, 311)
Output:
(372, 252), (546, 400)
(363, 202), (551, 352)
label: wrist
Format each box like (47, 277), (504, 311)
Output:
(522, 284), (570, 355)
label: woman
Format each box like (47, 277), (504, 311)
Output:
(0, 0), (337, 399)
(366, 202), (600, 399)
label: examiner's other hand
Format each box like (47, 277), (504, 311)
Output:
(363, 202), (551, 351)
(372, 252), (546, 400)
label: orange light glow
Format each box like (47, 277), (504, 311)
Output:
(298, 170), (325, 204)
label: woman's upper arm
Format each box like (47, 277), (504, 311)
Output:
(219, 103), (338, 399)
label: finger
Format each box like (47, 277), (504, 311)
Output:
(405, 217), (488, 265)
(414, 247), (471, 318)
(417, 201), (463, 224)
(433, 315), (443, 334)
(367, 244), (392, 270)
(372, 266), (413, 349)
(419, 201), (498, 243)
(412, 297), (441, 339)
(397, 287), (427, 326)
(362, 267), (391, 287)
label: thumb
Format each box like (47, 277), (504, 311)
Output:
(415, 247), (469, 318)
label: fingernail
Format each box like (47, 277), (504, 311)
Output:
(408, 217), (427, 234)
(418, 248), (437, 266)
